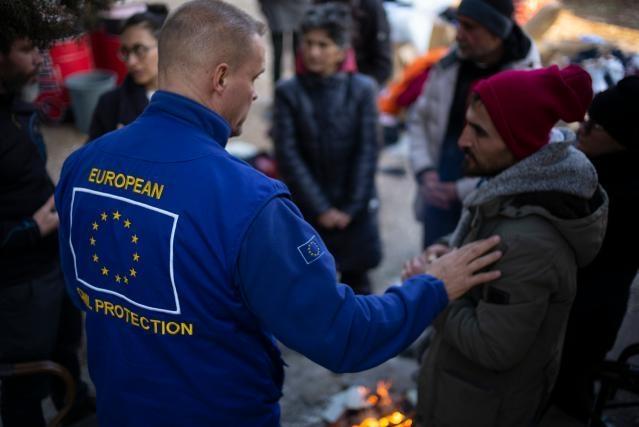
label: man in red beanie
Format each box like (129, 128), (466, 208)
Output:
(404, 65), (609, 426)
(552, 75), (639, 424)
(407, 0), (540, 249)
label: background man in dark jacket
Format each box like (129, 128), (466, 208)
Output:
(0, 2), (93, 425)
(407, 0), (540, 247)
(552, 75), (639, 423)
(403, 65), (608, 426)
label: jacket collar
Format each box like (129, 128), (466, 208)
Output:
(465, 142), (598, 208)
(146, 90), (232, 147)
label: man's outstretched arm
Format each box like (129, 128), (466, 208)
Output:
(235, 196), (501, 373)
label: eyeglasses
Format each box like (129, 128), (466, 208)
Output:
(117, 43), (156, 62)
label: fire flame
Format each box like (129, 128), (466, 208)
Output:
(352, 382), (412, 427)
(354, 412), (412, 427)
(376, 381), (393, 407)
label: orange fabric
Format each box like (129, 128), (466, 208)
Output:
(378, 47), (449, 115)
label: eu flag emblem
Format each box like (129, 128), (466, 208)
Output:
(297, 235), (325, 265)
(69, 188), (180, 314)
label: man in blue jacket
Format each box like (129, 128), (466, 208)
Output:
(55, 1), (502, 425)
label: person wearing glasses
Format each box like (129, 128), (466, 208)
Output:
(551, 76), (639, 424)
(88, 6), (168, 141)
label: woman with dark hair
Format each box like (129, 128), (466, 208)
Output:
(274, 2), (382, 294)
(314, 0), (392, 86)
(88, 5), (168, 140)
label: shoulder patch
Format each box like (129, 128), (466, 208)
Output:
(297, 235), (325, 265)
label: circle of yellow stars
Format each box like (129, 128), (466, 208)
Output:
(307, 240), (321, 257)
(89, 210), (141, 285)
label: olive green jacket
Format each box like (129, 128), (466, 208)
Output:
(417, 142), (608, 426)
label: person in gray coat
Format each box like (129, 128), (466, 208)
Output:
(402, 65), (609, 426)
(407, 0), (540, 248)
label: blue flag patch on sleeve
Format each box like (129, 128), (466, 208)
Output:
(297, 235), (325, 264)
(69, 188), (180, 314)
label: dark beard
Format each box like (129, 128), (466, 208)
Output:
(462, 151), (482, 177)
(0, 70), (35, 96)
(462, 154), (498, 178)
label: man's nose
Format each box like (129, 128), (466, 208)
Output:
(309, 45), (322, 57)
(126, 55), (139, 67)
(458, 128), (471, 148)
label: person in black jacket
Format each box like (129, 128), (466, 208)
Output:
(88, 7), (168, 141)
(314, 0), (392, 86)
(551, 76), (639, 423)
(0, 2), (94, 425)
(274, 3), (382, 294)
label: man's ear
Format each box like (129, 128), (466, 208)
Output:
(212, 63), (229, 94)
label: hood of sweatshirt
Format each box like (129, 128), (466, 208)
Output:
(451, 141), (608, 267)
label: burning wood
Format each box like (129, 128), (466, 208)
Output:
(322, 381), (414, 427)
(352, 410), (412, 427)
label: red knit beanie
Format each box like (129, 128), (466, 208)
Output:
(473, 65), (593, 160)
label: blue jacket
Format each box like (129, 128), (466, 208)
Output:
(55, 91), (448, 426)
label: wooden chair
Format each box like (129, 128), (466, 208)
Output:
(0, 360), (76, 427)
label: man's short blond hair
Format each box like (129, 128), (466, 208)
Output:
(158, 0), (265, 79)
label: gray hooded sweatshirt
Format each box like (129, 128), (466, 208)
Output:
(417, 142), (608, 427)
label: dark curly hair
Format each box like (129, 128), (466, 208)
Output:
(1, 1), (72, 52)
(300, 2), (352, 48)
(0, 0), (113, 53)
